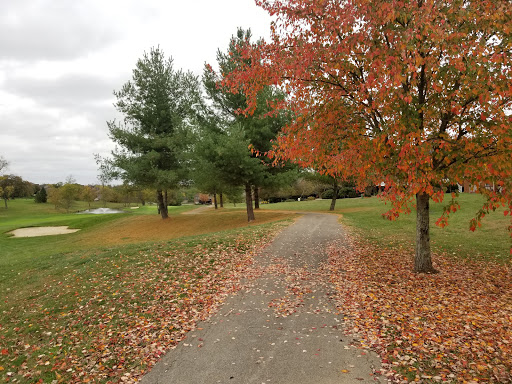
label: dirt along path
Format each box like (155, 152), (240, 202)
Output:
(182, 204), (214, 214)
(140, 213), (381, 384)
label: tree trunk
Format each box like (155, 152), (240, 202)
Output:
(156, 190), (169, 219)
(4, 198), (7, 209)
(220, 193), (224, 208)
(164, 189), (168, 207)
(213, 191), (218, 210)
(102, 185), (107, 208)
(329, 179), (338, 211)
(415, 192), (438, 273)
(245, 183), (255, 222)
(253, 186), (260, 210)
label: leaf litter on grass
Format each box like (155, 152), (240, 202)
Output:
(328, 231), (512, 383)
(0, 221), (290, 384)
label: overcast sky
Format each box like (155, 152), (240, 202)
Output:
(0, 0), (272, 185)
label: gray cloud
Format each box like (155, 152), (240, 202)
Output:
(0, 0), (119, 61)
(3, 73), (120, 109)
(0, 102), (117, 184)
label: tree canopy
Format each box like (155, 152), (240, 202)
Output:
(227, 0), (512, 272)
(0, 174), (34, 209)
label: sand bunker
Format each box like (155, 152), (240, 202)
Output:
(8, 226), (80, 238)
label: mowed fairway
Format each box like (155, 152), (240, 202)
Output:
(1, 195), (511, 383)
(261, 193), (512, 260)
(0, 201), (295, 282)
(74, 208), (298, 247)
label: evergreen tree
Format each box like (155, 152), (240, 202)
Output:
(193, 120), (265, 219)
(34, 186), (47, 203)
(203, 29), (294, 221)
(107, 47), (200, 219)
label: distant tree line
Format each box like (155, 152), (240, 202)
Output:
(0, 173), (37, 209)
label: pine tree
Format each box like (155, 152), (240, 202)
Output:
(34, 186), (47, 203)
(108, 47), (200, 219)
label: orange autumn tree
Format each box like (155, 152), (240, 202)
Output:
(227, 0), (512, 273)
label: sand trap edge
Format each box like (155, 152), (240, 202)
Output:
(8, 226), (81, 238)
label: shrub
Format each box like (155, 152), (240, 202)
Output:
(321, 189), (334, 199)
(34, 187), (47, 203)
(339, 187), (359, 198)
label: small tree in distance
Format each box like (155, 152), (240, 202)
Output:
(35, 186), (47, 203)
(47, 187), (61, 210)
(0, 184), (14, 209)
(81, 186), (96, 208)
(47, 177), (80, 212)
(0, 156), (8, 174)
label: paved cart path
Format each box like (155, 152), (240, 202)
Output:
(140, 213), (381, 384)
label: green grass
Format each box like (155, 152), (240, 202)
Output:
(0, 217), (290, 383)
(0, 200), (292, 298)
(123, 203), (196, 216)
(261, 194), (511, 260)
(0, 200), (195, 291)
(0, 198), (293, 383)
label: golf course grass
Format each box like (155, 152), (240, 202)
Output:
(0, 194), (510, 383)
(261, 193), (512, 260)
(0, 200), (296, 297)
(0, 199), (295, 383)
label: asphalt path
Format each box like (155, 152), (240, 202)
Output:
(140, 213), (381, 384)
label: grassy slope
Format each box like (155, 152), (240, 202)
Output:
(0, 202), (192, 283)
(260, 194), (511, 260)
(0, 199), (294, 383)
(0, 200), (294, 296)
